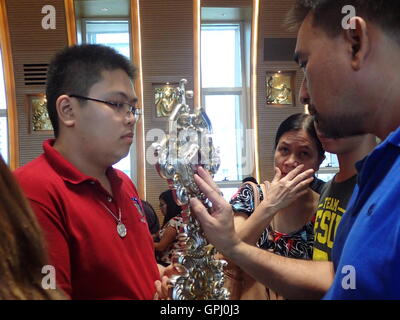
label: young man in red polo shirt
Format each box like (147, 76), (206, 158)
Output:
(15, 44), (161, 299)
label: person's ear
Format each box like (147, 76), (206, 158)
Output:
(344, 17), (370, 71)
(56, 95), (76, 128)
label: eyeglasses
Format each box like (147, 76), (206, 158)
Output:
(69, 94), (141, 120)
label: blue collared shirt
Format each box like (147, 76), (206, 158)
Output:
(324, 126), (400, 299)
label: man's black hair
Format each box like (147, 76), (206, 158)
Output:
(286, 0), (400, 45)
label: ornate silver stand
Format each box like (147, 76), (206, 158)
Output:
(153, 79), (229, 300)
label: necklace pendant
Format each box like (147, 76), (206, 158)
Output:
(117, 222), (127, 238)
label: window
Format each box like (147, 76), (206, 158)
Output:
(84, 20), (131, 59)
(305, 103), (339, 182)
(0, 48), (8, 163)
(201, 25), (242, 88)
(201, 23), (250, 191)
(316, 152), (339, 182)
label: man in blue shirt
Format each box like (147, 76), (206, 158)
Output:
(188, 0), (400, 299)
(324, 129), (400, 299)
(292, 0), (400, 299)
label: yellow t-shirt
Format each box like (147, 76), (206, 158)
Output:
(313, 175), (357, 261)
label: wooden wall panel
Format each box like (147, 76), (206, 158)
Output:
(6, 0), (68, 166)
(256, 0), (303, 182)
(263, 0), (297, 37)
(140, 0), (194, 219)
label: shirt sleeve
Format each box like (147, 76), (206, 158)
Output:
(29, 200), (72, 298)
(229, 183), (257, 216)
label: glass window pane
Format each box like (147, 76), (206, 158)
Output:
(320, 152), (339, 168)
(113, 150), (131, 177)
(89, 32), (130, 59)
(316, 172), (336, 182)
(95, 32), (129, 44)
(86, 21), (129, 33)
(201, 25), (242, 88)
(0, 49), (6, 110)
(0, 49), (8, 163)
(85, 21), (130, 59)
(0, 117), (8, 163)
(205, 95), (241, 181)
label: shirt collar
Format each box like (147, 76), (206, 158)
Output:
(386, 126), (400, 147)
(355, 125), (400, 176)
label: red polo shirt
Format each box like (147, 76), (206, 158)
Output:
(14, 139), (160, 299)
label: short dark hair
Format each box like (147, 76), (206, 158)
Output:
(46, 44), (136, 137)
(242, 176), (258, 184)
(159, 190), (182, 228)
(141, 200), (160, 235)
(274, 113), (325, 162)
(286, 0), (400, 43)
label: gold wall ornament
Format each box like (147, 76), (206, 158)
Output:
(266, 71), (294, 106)
(27, 94), (53, 133)
(155, 83), (179, 117)
(152, 79), (229, 300)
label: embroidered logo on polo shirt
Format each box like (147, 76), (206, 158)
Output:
(367, 204), (376, 216)
(131, 197), (147, 223)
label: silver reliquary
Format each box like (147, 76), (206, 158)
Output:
(152, 79), (229, 300)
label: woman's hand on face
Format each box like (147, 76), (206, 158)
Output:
(261, 164), (314, 212)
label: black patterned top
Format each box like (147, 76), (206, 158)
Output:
(230, 183), (314, 259)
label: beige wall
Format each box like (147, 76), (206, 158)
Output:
(6, 0), (68, 166)
(257, 0), (304, 182)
